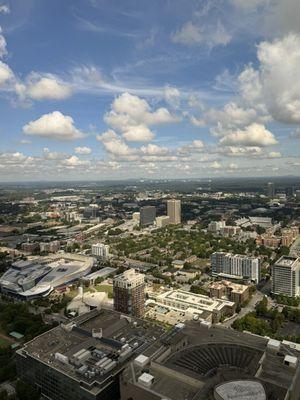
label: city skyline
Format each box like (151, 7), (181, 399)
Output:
(0, 0), (300, 181)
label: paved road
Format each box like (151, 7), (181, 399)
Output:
(222, 290), (264, 328)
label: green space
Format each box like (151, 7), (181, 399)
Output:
(0, 337), (10, 348)
(95, 284), (114, 298)
(232, 297), (300, 343)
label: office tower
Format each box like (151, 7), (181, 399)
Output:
(167, 199), (181, 224)
(272, 256), (300, 297)
(267, 182), (275, 198)
(140, 206), (156, 227)
(211, 252), (261, 283)
(113, 269), (145, 317)
(91, 243), (110, 259)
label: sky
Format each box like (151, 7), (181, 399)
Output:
(0, 0), (300, 181)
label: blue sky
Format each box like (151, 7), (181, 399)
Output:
(0, 0), (299, 181)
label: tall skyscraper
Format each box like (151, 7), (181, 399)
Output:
(267, 182), (275, 198)
(167, 199), (181, 224)
(113, 269), (145, 317)
(140, 206), (156, 226)
(211, 252), (261, 283)
(272, 256), (300, 297)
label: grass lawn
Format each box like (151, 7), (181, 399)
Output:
(95, 284), (113, 298)
(0, 337), (11, 348)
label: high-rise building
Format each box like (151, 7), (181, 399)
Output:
(267, 182), (275, 198)
(167, 199), (181, 224)
(140, 206), (156, 227)
(211, 252), (261, 283)
(113, 269), (145, 317)
(91, 243), (110, 259)
(272, 256), (300, 297)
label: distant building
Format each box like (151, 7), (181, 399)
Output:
(156, 215), (170, 228)
(140, 206), (156, 227)
(91, 243), (110, 259)
(113, 269), (145, 317)
(272, 256), (300, 297)
(211, 252), (261, 283)
(208, 220), (226, 233)
(267, 182), (275, 198)
(167, 199), (181, 224)
(132, 212), (140, 222)
(21, 242), (39, 254)
(39, 240), (60, 253)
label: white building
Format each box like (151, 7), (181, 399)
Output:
(91, 243), (110, 259)
(211, 252), (261, 283)
(167, 199), (181, 225)
(156, 215), (170, 228)
(208, 220), (226, 233)
(272, 256), (300, 297)
(148, 289), (235, 323)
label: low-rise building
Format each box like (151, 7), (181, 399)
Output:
(208, 280), (250, 304)
(148, 289), (235, 323)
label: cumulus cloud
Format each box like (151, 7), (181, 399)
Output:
(74, 146), (92, 155)
(97, 130), (137, 157)
(210, 161), (222, 169)
(140, 143), (169, 156)
(219, 123), (277, 147)
(239, 34), (300, 124)
(27, 75), (72, 100)
(104, 92), (179, 142)
(23, 111), (86, 140)
(0, 61), (13, 85)
(217, 145), (263, 157)
(62, 155), (90, 167)
(122, 125), (155, 142)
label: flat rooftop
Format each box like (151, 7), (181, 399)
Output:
(275, 256), (300, 269)
(154, 289), (235, 312)
(17, 309), (166, 393)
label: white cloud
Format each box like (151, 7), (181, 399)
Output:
(0, 4), (10, 14)
(164, 85), (180, 108)
(97, 130), (136, 157)
(23, 111), (86, 140)
(217, 146), (263, 157)
(0, 61), (13, 85)
(62, 155), (90, 167)
(228, 163), (238, 169)
(171, 22), (203, 45)
(74, 146), (92, 155)
(0, 28), (7, 58)
(239, 34), (300, 124)
(219, 123), (277, 147)
(104, 92), (179, 142)
(140, 143), (169, 156)
(190, 115), (205, 127)
(27, 75), (72, 100)
(122, 125), (155, 142)
(171, 20), (231, 48)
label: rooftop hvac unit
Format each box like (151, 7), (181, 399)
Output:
(138, 373), (154, 388)
(134, 354), (150, 368)
(54, 353), (68, 364)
